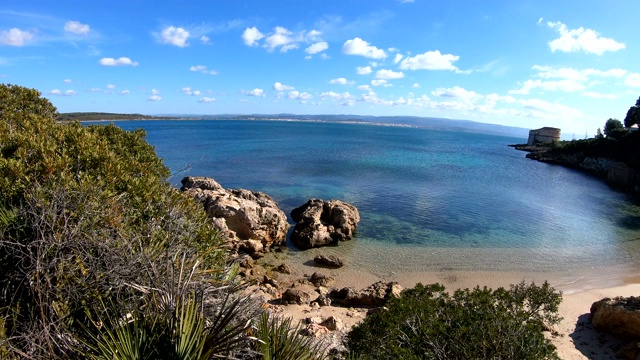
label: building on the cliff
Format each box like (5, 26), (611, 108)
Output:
(527, 127), (561, 146)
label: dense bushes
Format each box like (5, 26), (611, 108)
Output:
(0, 84), (235, 358)
(346, 281), (562, 360)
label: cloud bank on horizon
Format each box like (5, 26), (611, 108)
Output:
(0, 1), (638, 135)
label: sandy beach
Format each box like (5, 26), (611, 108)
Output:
(257, 250), (640, 359)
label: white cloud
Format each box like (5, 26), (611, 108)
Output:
(244, 88), (265, 97)
(198, 97), (216, 103)
(432, 86), (481, 100)
(99, 57), (139, 66)
(625, 73), (640, 87)
(106, 84), (116, 89)
(320, 91), (353, 100)
(305, 41), (328, 54)
(0, 28), (34, 46)
(371, 79), (388, 86)
(399, 50), (461, 71)
(393, 54), (403, 64)
(180, 87), (201, 96)
(151, 89), (160, 95)
(329, 77), (353, 85)
(200, 35), (210, 44)
(49, 89), (76, 96)
(356, 66), (372, 75)
(547, 21), (625, 55)
(287, 90), (312, 100)
(413, 83), (420, 88)
(510, 65), (628, 94)
(360, 91), (393, 105)
(159, 26), (190, 47)
(242, 26), (264, 46)
(189, 65), (217, 75)
(342, 37), (387, 59)
(89, 88), (101, 92)
(273, 82), (294, 91)
(148, 95), (162, 101)
(518, 98), (582, 119)
(64, 20), (90, 35)
(63, 79), (72, 83)
(265, 26), (294, 52)
(376, 69), (404, 79)
(120, 90), (130, 95)
(581, 91), (617, 99)
(358, 85), (372, 91)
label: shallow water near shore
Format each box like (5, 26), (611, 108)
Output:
(101, 119), (640, 288)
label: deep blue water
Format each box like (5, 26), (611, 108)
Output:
(98, 120), (640, 273)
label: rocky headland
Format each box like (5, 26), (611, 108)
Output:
(511, 142), (640, 194)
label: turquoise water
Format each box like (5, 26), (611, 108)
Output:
(104, 120), (640, 274)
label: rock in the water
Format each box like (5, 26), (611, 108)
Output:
(590, 296), (640, 340)
(181, 176), (290, 254)
(314, 254), (345, 268)
(273, 263), (292, 274)
(290, 198), (360, 249)
(331, 281), (403, 307)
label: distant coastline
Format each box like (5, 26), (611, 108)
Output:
(68, 112), (530, 138)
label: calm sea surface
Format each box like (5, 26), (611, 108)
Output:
(102, 120), (640, 277)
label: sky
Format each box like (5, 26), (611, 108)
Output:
(1, 1), (639, 136)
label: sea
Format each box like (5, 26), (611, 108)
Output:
(100, 119), (640, 285)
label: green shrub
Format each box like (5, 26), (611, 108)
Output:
(0, 84), (230, 358)
(346, 282), (562, 360)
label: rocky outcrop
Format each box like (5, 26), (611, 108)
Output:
(330, 281), (403, 307)
(290, 199), (360, 249)
(181, 176), (289, 258)
(591, 296), (640, 340)
(590, 296), (640, 360)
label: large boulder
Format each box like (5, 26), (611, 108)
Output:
(590, 296), (640, 340)
(290, 199), (360, 249)
(181, 176), (289, 255)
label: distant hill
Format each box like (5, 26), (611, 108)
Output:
(63, 112), (531, 139)
(159, 113), (531, 139)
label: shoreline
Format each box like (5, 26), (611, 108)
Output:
(256, 250), (640, 359)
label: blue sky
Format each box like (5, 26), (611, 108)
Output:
(1, 1), (639, 136)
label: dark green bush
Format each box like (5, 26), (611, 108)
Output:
(0, 84), (231, 358)
(346, 282), (562, 360)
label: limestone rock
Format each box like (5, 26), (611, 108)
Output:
(320, 316), (344, 331)
(314, 254), (345, 268)
(290, 198), (360, 249)
(331, 281), (403, 307)
(281, 288), (315, 305)
(181, 176), (289, 254)
(590, 296), (640, 340)
(309, 272), (335, 287)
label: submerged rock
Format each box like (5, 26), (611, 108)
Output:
(314, 254), (345, 268)
(181, 176), (289, 256)
(290, 198), (360, 249)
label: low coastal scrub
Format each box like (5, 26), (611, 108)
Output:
(346, 281), (562, 360)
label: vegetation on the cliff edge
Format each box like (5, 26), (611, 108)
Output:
(1, 83), (564, 359)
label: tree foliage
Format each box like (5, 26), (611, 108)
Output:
(346, 282), (562, 360)
(603, 118), (625, 139)
(0, 84), (233, 358)
(623, 96), (640, 128)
